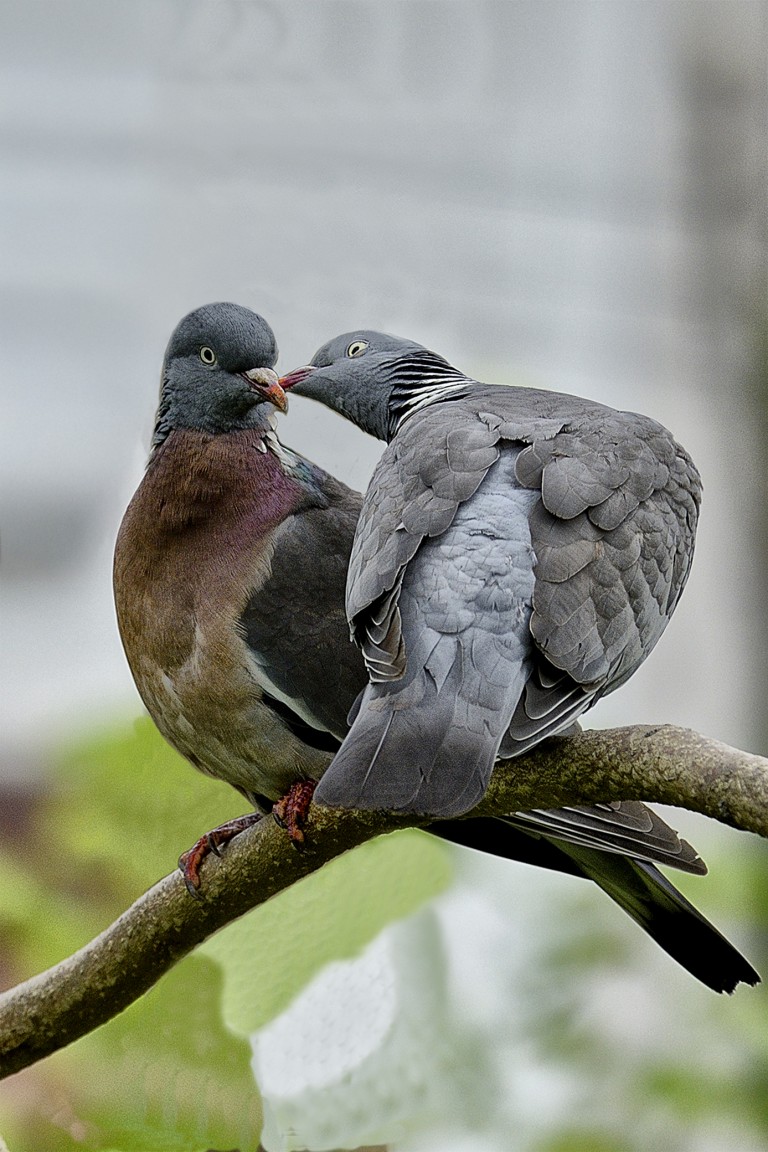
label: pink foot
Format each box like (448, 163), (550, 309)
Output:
(178, 812), (263, 896)
(272, 780), (317, 846)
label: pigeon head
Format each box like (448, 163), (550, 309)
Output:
(154, 303), (286, 445)
(281, 331), (468, 442)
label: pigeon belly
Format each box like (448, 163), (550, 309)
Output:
(133, 613), (332, 805)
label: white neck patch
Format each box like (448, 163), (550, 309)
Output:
(393, 377), (470, 432)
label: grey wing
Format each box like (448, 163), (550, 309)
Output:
(345, 405), (503, 683)
(502, 408), (701, 752)
(317, 449), (541, 816)
(241, 476), (366, 741)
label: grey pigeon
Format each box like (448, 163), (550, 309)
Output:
(114, 306), (757, 992)
(277, 336), (760, 993)
(282, 331), (702, 824)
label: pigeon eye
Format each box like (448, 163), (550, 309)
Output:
(199, 346), (216, 365)
(346, 340), (368, 358)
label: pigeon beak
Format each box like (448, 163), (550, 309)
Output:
(241, 367), (288, 413)
(278, 365), (316, 391)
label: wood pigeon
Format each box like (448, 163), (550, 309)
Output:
(280, 331), (702, 819)
(280, 329), (759, 991)
(114, 303), (363, 869)
(113, 306), (757, 992)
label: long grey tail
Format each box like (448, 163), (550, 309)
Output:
(314, 632), (522, 817)
(434, 817), (759, 993)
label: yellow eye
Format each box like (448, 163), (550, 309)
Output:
(346, 340), (368, 358)
(200, 346), (216, 365)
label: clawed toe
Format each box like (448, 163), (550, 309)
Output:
(272, 780), (317, 847)
(178, 812), (264, 894)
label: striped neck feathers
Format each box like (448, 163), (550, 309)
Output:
(386, 351), (473, 438)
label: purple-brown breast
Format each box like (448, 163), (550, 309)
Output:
(115, 429), (309, 664)
(113, 427), (330, 799)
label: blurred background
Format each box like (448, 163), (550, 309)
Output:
(1, 2), (766, 1150)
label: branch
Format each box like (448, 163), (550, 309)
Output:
(1, 723), (767, 1080)
(475, 724), (768, 835)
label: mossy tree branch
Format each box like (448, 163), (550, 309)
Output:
(1, 723), (767, 1081)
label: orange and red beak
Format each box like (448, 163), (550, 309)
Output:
(241, 367), (288, 413)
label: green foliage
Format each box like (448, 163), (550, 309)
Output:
(69, 955), (261, 1151)
(537, 1134), (631, 1152)
(0, 715), (452, 1150)
(1, 955), (260, 1152)
(0, 718), (259, 1150)
(202, 828), (453, 1035)
(1, 715), (767, 1150)
(49, 716), (246, 901)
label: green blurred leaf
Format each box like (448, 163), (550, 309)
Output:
(537, 1133), (631, 1152)
(203, 827), (453, 1033)
(0, 953), (261, 1152)
(50, 716), (246, 897)
(66, 953), (261, 1151)
(0, 850), (97, 975)
(0, 717), (452, 1147)
(0, 718), (256, 1150)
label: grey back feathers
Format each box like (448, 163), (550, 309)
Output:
(289, 332), (702, 820)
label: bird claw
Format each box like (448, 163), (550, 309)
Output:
(178, 812), (264, 895)
(272, 780), (317, 847)
(183, 870), (205, 901)
(178, 841), (207, 896)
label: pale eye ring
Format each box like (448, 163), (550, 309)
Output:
(200, 346), (216, 365)
(346, 340), (368, 358)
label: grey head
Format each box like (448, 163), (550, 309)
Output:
(153, 302), (287, 446)
(281, 330), (471, 442)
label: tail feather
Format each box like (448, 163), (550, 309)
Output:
(508, 802), (706, 874)
(433, 817), (759, 993)
(315, 703), (424, 810)
(563, 844), (760, 993)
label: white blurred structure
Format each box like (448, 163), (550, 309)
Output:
(252, 910), (499, 1152)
